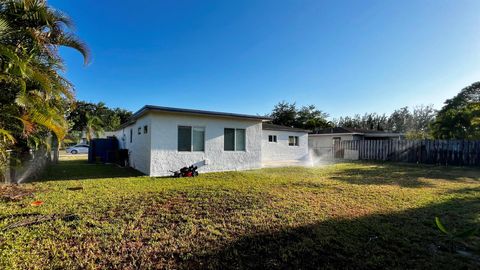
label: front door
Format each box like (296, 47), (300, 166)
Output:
(333, 137), (342, 158)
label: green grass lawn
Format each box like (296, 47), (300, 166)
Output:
(1, 157), (479, 269)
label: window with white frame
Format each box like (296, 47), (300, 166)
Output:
(288, 136), (299, 146)
(178, 126), (205, 152)
(138, 127), (141, 135)
(143, 125), (148, 134)
(224, 128), (246, 151)
(268, 135), (277, 143)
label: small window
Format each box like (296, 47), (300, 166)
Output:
(235, 129), (246, 151)
(130, 129), (133, 143)
(268, 135), (277, 143)
(224, 128), (235, 151)
(288, 136), (299, 146)
(224, 128), (246, 151)
(192, 127), (205, 151)
(178, 126), (205, 152)
(138, 127), (141, 135)
(178, 126), (192, 151)
(144, 125), (148, 134)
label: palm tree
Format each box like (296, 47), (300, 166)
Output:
(85, 113), (104, 143)
(0, 0), (89, 178)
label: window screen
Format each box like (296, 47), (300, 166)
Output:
(192, 127), (205, 151)
(178, 126), (192, 151)
(224, 128), (235, 151)
(235, 129), (246, 151)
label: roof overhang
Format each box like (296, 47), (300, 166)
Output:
(116, 105), (271, 130)
(262, 124), (311, 133)
(309, 133), (364, 136)
(363, 133), (404, 138)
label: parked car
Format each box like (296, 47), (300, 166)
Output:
(66, 144), (89, 154)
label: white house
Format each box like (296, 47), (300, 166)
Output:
(261, 123), (310, 166)
(309, 127), (404, 159)
(115, 105), (309, 176)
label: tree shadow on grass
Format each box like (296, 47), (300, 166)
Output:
(328, 163), (480, 188)
(449, 186), (480, 195)
(35, 159), (143, 182)
(189, 196), (480, 269)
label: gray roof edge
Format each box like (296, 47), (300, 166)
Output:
(262, 123), (311, 133)
(309, 132), (364, 136)
(143, 105), (270, 120)
(116, 105), (271, 131)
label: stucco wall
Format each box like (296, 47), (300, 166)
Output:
(308, 134), (365, 148)
(308, 134), (359, 157)
(115, 115), (152, 175)
(261, 130), (309, 162)
(148, 112), (263, 176)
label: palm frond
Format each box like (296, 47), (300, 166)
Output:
(49, 8), (74, 29)
(53, 33), (90, 65)
(0, 17), (10, 38)
(0, 129), (15, 144)
(0, 45), (28, 76)
(15, 89), (68, 140)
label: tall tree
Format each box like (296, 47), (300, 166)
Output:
(85, 113), (104, 143)
(270, 101), (298, 127)
(431, 82), (480, 139)
(296, 105), (331, 131)
(67, 101), (132, 132)
(269, 101), (331, 131)
(334, 113), (388, 131)
(0, 0), (89, 174)
(334, 105), (435, 137)
(406, 105), (436, 139)
(387, 107), (412, 132)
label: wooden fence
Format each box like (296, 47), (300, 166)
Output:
(336, 140), (480, 166)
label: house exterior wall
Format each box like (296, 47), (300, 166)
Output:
(148, 112), (263, 176)
(115, 115), (152, 175)
(261, 130), (309, 162)
(308, 134), (358, 148)
(308, 134), (362, 157)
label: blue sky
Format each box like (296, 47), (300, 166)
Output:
(51, 0), (480, 119)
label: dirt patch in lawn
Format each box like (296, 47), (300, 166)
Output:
(0, 184), (37, 202)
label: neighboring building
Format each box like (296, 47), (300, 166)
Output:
(262, 123), (310, 166)
(115, 105), (309, 176)
(309, 127), (404, 158)
(78, 131), (117, 144)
